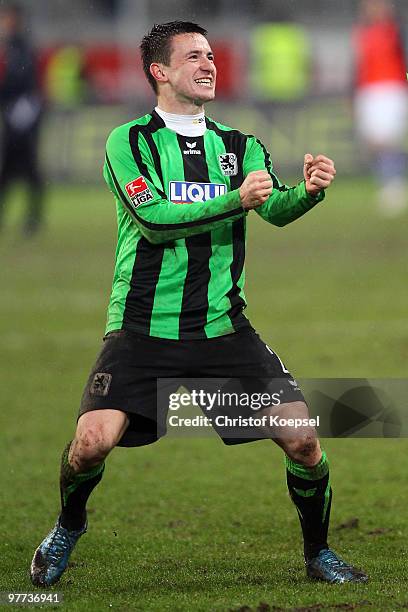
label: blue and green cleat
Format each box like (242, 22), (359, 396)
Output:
(30, 517), (87, 587)
(306, 549), (368, 583)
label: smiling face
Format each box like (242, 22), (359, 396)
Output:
(151, 32), (217, 113)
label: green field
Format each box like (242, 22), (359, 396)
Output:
(1, 179), (407, 611)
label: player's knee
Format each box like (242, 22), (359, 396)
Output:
(76, 426), (115, 464)
(285, 436), (320, 465)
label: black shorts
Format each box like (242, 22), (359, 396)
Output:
(79, 328), (305, 447)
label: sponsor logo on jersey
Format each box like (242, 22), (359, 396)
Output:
(192, 117), (205, 125)
(183, 141), (202, 155)
(169, 181), (227, 203)
(125, 176), (154, 208)
(219, 153), (238, 176)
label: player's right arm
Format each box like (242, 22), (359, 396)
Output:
(103, 126), (245, 245)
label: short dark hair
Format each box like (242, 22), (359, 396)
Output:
(140, 21), (208, 93)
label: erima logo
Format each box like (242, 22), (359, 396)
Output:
(169, 181), (227, 203)
(183, 141), (201, 155)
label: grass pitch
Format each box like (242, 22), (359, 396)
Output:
(0, 178), (407, 611)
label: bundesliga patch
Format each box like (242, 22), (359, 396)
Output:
(218, 153), (238, 176)
(169, 181), (227, 203)
(90, 372), (112, 397)
(125, 176), (153, 209)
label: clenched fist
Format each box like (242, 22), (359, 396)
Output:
(303, 154), (336, 196)
(239, 170), (273, 210)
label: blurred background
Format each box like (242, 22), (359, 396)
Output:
(0, 0), (407, 182)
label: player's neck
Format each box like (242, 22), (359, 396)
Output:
(156, 93), (205, 116)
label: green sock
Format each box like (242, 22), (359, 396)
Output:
(285, 450), (332, 560)
(59, 441), (105, 531)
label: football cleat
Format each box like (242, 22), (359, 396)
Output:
(306, 549), (368, 584)
(30, 517), (87, 587)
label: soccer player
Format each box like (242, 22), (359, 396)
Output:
(30, 21), (367, 587)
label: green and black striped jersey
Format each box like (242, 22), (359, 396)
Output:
(103, 110), (324, 340)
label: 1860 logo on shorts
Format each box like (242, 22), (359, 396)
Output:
(125, 176), (154, 209)
(90, 373), (112, 397)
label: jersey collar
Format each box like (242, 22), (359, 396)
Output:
(153, 106), (206, 137)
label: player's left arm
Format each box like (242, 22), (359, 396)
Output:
(243, 137), (336, 227)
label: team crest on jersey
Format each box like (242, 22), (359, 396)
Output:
(218, 153), (238, 176)
(169, 181), (227, 203)
(125, 176), (153, 209)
